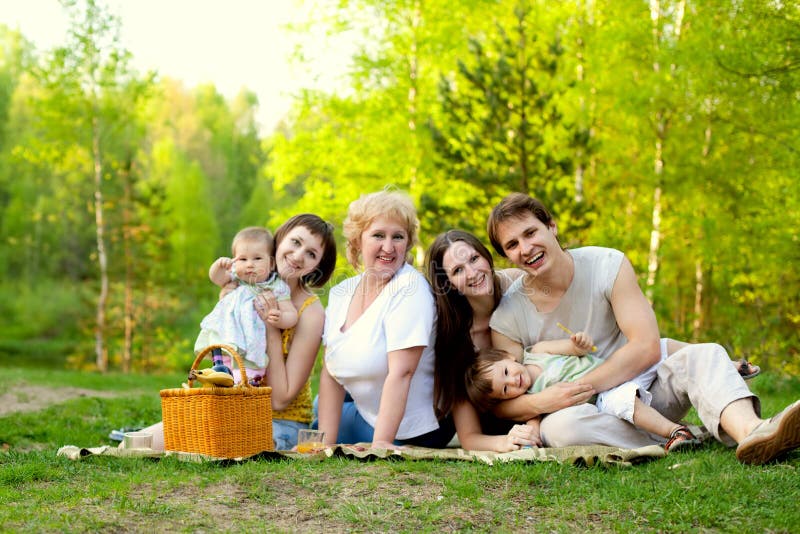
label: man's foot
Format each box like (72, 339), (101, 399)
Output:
(665, 426), (701, 452)
(736, 400), (800, 465)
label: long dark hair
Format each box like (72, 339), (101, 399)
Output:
(425, 230), (503, 418)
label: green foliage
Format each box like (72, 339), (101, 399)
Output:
(0, 0), (798, 373)
(0, 279), (209, 373)
(0, 280), (91, 367)
(428, 1), (593, 239)
(158, 140), (220, 286)
(192, 84), (266, 239)
(64, 280), (216, 373)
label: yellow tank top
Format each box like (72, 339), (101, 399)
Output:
(272, 295), (318, 423)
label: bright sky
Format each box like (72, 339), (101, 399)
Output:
(1, 0), (352, 134)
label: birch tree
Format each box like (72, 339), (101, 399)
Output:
(42, 0), (144, 371)
(643, 0), (686, 302)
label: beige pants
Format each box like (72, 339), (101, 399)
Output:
(539, 343), (760, 448)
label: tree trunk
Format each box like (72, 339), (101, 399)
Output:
(693, 117), (713, 341)
(407, 0), (420, 189)
(516, 6), (529, 194)
(644, 0), (684, 304)
(692, 258), (704, 341)
(92, 112), (108, 372)
(645, 0), (663, 304)
(142, 284), (153, 371)
(645, 174), (662, 303)
(645, 122), (665, 302)
(407, 1), (426, 268)
(573, 0), (594, 203)
(122, 157), (134, 373)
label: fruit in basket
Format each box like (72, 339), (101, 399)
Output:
(190, 368), (235, 387)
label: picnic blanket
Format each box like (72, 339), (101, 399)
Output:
(58, 424), (709, 467)
(57, 442), (667, 467)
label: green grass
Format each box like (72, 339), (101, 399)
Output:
(2, 368), (800, 532)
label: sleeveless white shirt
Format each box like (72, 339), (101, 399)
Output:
(490, 247), (627, 360)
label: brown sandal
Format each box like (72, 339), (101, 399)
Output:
(665, 426), (701, 452)
(737, 358), (760, 380)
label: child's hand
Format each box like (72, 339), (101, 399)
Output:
(260, 290), (277, 309)
(525, 419), (543, 446)
(210, 257), (238, 289)
(501, 424), (540, 451)
(570, 331), (594, 355)
(266, 308), (282, 325)
(217, 257), (234, 272)
(254, 291), (278, 325)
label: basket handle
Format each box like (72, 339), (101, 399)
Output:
(189, 344), (250, 388)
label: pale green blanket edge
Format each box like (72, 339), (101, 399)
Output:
(57, 442), (667, 467)
(58, 425), (710, 466)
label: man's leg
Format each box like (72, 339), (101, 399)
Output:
(539, 404), (659, 449)
(648, 342), (758, 446)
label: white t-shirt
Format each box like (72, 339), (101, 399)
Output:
(323, 263), (439, 439)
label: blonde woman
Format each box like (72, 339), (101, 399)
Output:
(317, 190), (454, 449)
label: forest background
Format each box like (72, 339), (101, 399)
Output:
(0, 0), (797, 375)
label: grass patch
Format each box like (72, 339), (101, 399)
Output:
(2, 367), (799, 532)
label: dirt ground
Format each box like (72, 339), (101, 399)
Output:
(1, 384), (118, 416)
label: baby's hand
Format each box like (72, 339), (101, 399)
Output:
(254, 292), (279, 325)
(525, 419), (543, 446)
(502, 424), (540, 451)
(571, 331), (594, 355)
(212, 256), (234, 274)
(266, 308), (281, 325)
(259, 290), (277, 309)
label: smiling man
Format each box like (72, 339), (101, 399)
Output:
(485, 192), (800, 465)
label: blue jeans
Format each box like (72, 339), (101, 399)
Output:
(312, 394), (454, 448)
(272, 419), (308, 451)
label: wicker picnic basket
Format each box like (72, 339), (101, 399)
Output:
(160, 343), (274, 458)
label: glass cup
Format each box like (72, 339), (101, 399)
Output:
(123, 431), (153, 450)
(296, 429), (326, 453)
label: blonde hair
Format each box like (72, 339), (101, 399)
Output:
(343, 190), (419, 268)
(231, 226), (274, 256)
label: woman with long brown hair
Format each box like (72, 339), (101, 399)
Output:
(426, 230), (591, 451)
